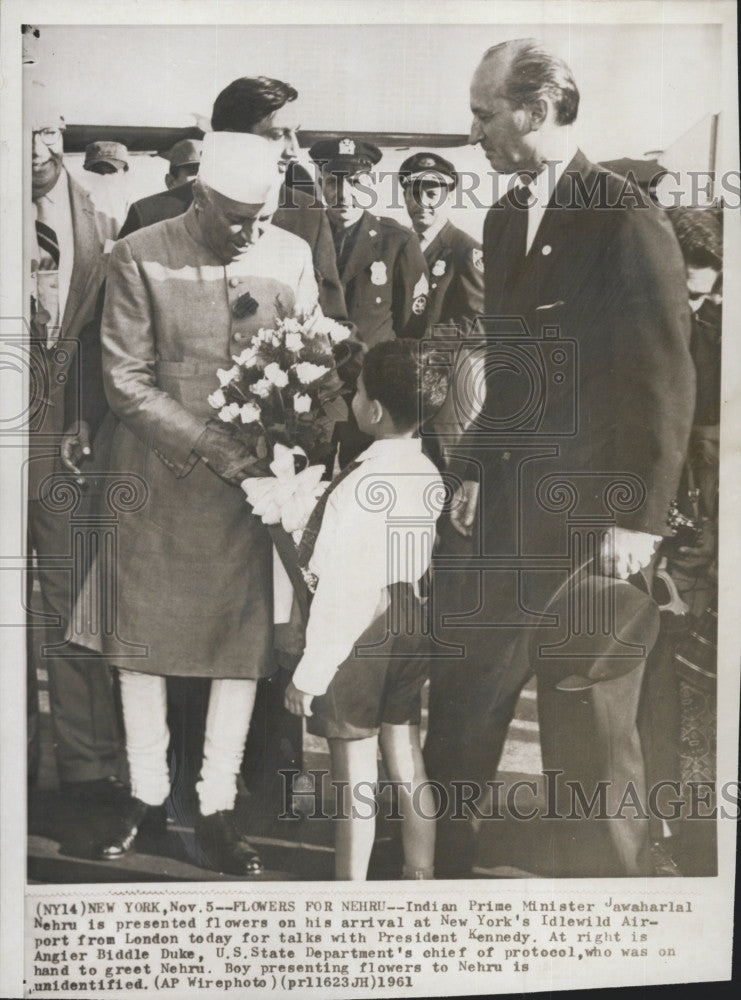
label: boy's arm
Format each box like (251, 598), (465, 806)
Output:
(291, 498), (389, 698)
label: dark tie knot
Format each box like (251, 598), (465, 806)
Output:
(511, 180), (535, 209)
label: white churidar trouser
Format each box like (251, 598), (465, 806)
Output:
(118, 670), (257, 815)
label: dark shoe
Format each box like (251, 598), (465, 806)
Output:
(651, 838), (682, 877)
(97, 797), (167, 860)
(61, 776), (130, 805)
(196, 809), (263, 877)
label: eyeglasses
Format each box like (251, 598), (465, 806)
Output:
(33, 127), (63, 145)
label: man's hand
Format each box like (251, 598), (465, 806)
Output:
(60, 421), (92, 483)
(600, 526), (661, 580)
(284, 680), (313, 717)
(196, 422), (268, 485)
(450, 479), (479, 537)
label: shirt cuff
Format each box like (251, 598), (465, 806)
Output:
(292, 647), (345, 698)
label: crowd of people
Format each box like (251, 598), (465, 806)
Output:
(27, 38), (721, 881)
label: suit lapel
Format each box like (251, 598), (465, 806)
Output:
(423, 220), (450, 267)
(61, 174), (98, 338)
(340, 212), (381, 284)
(509, 151), (597, 307)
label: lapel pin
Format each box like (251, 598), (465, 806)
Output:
(542, 244), (552, 256)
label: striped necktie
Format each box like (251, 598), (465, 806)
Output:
(34, 197), (60, 269)
(33, 195), (61, 338)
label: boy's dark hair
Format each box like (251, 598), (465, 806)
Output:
(668, 206), (723, 271)
(211, 76), (298, 133)
(361, 339), (449, 431)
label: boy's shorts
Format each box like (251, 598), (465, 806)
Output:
(306, 582), (429, 740)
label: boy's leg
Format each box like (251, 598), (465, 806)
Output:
(328, 736), (379, 880)
(380, 723), (435, 878)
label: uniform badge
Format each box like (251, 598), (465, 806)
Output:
(420, 156), (435, 167)
(370, 261), (387, 285)
(412, 294), (427, 315)
(432, 259), (447, 278)
(472, 248), (484, 274)
(339, 138), (356, 155)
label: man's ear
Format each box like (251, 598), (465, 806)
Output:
(165, 173), (175, 191)
(527, 97), (549, 131)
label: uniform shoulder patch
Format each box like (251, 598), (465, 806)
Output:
(413, 273), (429, 298)
(472, 248), (484, 273)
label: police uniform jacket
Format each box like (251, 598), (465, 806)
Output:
(423, 219), (484, 331)
(100, 207), (319, 678)
(336, 211), (429, 347)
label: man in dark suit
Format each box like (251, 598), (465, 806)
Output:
(424, 38), (695, 877)
(118, 77), (346, 322)
(28, 109), (124, 799)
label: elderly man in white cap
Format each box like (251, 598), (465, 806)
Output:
(97, 132), (320, 875)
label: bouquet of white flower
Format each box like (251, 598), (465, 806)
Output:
(207, 308), (350, 634)
(208, 308), (350, 480)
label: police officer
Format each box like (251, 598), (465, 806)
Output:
(399, 151), (483, 331)
(310, 138), (429, 347)
(399, 152), (485, 456)
(310, 138), (429, 465)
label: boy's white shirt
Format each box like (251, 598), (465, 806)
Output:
(292, 438), (443, 697)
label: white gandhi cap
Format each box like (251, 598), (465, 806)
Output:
(199, 131), (283, 204)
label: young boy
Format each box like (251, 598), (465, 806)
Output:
(285, 339), (448, 880)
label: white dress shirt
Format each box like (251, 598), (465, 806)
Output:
(34, 169), (74, 334)
(292, 437), (443, 697)
(515, 159), (567, 254)
(418, 215), (446, 253)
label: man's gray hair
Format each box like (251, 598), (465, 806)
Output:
(483, 38), (580, 126)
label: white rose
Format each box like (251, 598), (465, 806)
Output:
(285, 332), (304, 353)
(251, 377), (273, 399)
(239, 402), (261, 424)
(327, 321), (351, 343)
(233, 346), (258, 367)
(216, 365), (240, 387)
(293, 393), (312, 414)
(294, 361), (329, 384)
(281, 317), (302, 335)
(308, 314), (351, 343)
(219, 403), (239, 422)
(264, 362), (289, 388)
(208, 388), (226, 409)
